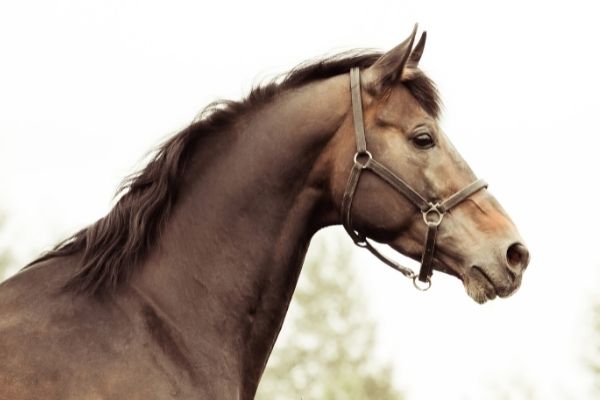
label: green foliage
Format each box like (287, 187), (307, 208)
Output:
(255, 238), (403, 400)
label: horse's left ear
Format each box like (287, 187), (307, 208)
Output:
(364, 24), (427, 93)
(407, 30), (426, 68)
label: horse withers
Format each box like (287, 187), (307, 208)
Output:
(0, 26), (529, 399)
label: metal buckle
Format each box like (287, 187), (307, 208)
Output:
(422, 203), (444, 226)
(355, 240), (368, 248)
(412, 274), (432, 291)
(353, 151), (372, 169)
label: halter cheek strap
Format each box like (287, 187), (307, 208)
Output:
(341, 67), (487, 290)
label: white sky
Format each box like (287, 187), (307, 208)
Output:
(1, 1), (599, 399)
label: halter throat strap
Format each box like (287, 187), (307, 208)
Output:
(341, 67), (488, 288)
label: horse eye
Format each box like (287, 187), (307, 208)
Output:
(412, 132), (435, 149)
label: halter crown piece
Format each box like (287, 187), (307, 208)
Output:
(341, 67), (488, 291)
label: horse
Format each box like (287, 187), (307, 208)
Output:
(0, 26), (529, 399)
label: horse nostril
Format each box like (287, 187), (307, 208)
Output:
(506, 267), (517, 282)
(506, 242), (530, 273)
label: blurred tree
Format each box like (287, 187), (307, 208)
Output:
(255, 237), (403, 400)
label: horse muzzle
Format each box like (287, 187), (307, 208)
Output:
(464, 241), (530, 303)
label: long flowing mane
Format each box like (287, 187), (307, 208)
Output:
(26, 50), (441, 295)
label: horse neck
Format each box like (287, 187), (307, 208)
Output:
(129, 74), (349, 395)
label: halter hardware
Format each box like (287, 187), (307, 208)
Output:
(353, 150), (373, 169)
(413, 275), (432, 291)
(422, 203), (444, 227)
(342, 67), (488, 290)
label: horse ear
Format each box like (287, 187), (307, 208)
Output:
(364, 25), (426, 93)
(407, 31), (427, 69)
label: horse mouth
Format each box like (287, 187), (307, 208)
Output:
(471, 266), (498, 301)
(424, 257), (514, 303)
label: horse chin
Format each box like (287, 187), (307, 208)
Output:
(462, 266), (521, 304)
(433, 260), (501, 304)
(464, 279), (497, 304)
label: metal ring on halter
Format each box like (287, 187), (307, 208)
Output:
(355, 239), (369, 248)
(422, 204), (444, 226)
(353, 151), (373, 169)
(412, 275), (432, 291)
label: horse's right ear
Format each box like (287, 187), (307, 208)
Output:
(364, 25), (426, 94)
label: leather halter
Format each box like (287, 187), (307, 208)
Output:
(341, 67), (488, 290)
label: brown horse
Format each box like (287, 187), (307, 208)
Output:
(0, 26), (529, 399)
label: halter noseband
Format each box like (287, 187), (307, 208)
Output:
(341, 67), (487, 290)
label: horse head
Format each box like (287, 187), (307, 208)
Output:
(329, 26), (530, 303)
